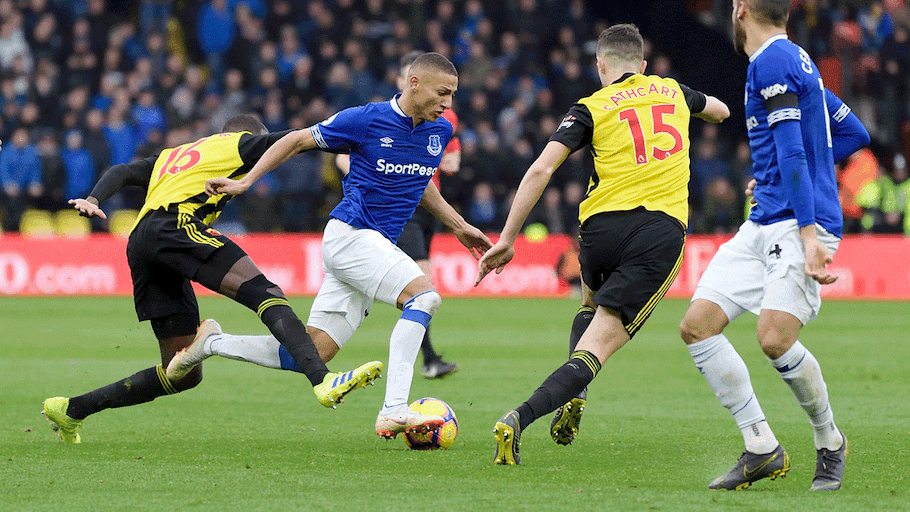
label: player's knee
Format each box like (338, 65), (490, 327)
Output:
(304, 326), (339, 362)
(234, 274), (287, 313)
(679, 301), (725, 344)
(679, 314), (710, 345)
(406, 289), (442, 317)
(756, 322), (796, 359)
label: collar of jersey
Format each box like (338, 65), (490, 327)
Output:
(390, 93), (407, 117)
(750, 33), (788, 62)
(611, 72), (637, 85)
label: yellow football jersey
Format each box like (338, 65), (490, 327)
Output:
(135, 132), (247, 229)
(552, 73), (699, 227)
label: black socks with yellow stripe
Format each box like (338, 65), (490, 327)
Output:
(259, 304), (328, 386)
(66, 365), (183, 420)
(515, 350), (602, 431)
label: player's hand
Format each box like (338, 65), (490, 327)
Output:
(745, 178), (757, 205)
(68, 198), (107, 219)
(475, 241), (514, 286)
(205, 177), (248, 196)
(803, 238), (838, 285)
(453, 224), (492, 260)
(439, 151), (459, 175)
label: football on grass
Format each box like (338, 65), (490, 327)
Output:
(404, 397), (458, 450)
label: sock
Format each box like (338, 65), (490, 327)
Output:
(688, 334), (778, 454)
(66, 365), (176, 419)
(568, 306), (595, 399)
(381, 314), (427, 414)
(770, 341), (841, 450)
(515, 350), (600, 431)
(207, 332), (301, 371)
(381, 292), (439, 414)
(260, 305), (327, 386)
(420, 327), (439, 364)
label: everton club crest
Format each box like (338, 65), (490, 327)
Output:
(427, 134), (442, 156)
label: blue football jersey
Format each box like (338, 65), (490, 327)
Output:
(311, 94), (453, 242)
(745, 35), (842, 237)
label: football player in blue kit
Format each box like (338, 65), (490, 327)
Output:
(178, 53), (491, 439)
(678, 0), (870, 491)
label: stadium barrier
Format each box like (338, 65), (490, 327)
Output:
(1, 234), (908, 299)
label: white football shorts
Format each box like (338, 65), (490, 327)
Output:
(692, 219), (840, 325)
(307, 218), (425, 348)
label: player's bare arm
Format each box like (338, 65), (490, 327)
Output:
(476, 141), (571, 285)
(419, 180), (491, 259)
(693, 95), (730, 123)
(438, 149), (460, 175)
(335, 153), (351, 176)
(205, 128), (318, 196)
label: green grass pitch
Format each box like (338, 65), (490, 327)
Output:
(0, 296), (907, 511)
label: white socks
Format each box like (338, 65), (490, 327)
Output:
(770, 341), (842, 450)
(208, 333), (286, 370)
(380, 317), (426, 415)
(688, 334), (778, 454)
(380, 291), (441, 416)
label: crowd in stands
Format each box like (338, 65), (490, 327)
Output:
(1, 0), (910, 237)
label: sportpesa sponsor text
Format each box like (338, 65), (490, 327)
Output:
(374, 159), (438, 176)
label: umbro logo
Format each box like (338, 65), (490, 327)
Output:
(769, 244), (782, 259)
(380, 137), (394, 147)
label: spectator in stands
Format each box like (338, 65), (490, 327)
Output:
(139, 0), (170, 39)
(466, 182), (499, 232)
(0, 127), (42, 231)
(102, 107), (137, 166)
(29, 11), (62, 64)
(61, 130), (95, 203)
(132, 89), (166, 145)
(860, 1), (893, 51)
(37, 130), (66, 211)
(0, 9), (32, 72)
(197, 0), (236, 85)
(839, 146), (880, 233)
(274, 150), (323, 233)
(239, 174), (281, 233)
(699, 176), (741, 234)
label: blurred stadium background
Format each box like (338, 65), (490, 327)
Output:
(2, 3), (909, 507)
(1, 0), (908, 237)
(1, 0), (909, 301)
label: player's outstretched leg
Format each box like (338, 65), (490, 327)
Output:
(709, 445), (791, 490)
(811, 431), (848, 491)
(42, 397), (83, 444)
(314, 361), (384, 409)
(166, 319), (222, 381)
(550, 306), (594, 444)
(375, 406), (444, 439)
(493, 410), (522, 465)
